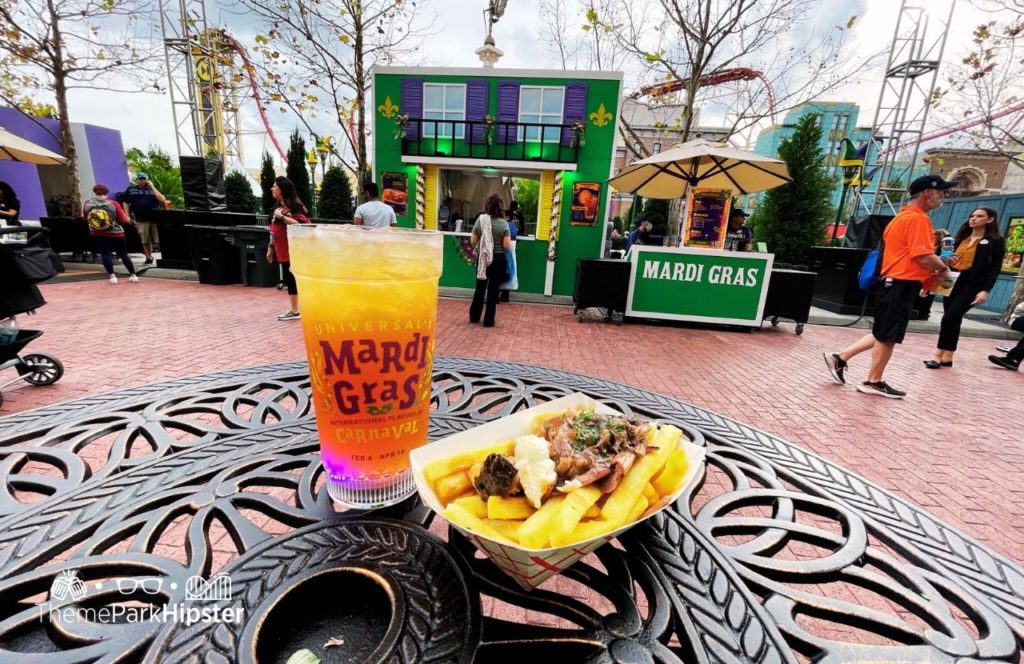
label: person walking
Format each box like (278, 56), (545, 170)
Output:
(823, 175), (959, 398)
(122, 173), (166, 265)
(83, 184), (139, 285)
(988, 314), (1024, 371)
(353, 182), (398, 229)
(468, 194), (511, 327)
(266, 177), (311, 321)
(925, 207), (1005, 368)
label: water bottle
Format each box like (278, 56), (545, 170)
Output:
(940, 236), (955, 261)
(0, 317), (18, 345)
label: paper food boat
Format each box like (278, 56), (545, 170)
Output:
(411, 393), (705, 590)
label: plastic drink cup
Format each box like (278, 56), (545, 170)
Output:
(288, 225), (444, 509)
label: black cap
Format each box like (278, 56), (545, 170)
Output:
(908, 174), (959, 196)
(731, 209), (749, 217)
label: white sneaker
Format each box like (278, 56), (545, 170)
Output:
(109, 274), (119, 284)
(128, 274), (139, 283)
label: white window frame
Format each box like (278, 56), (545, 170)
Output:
(517, 85), (564, 143)
(422, 83), (466, 139)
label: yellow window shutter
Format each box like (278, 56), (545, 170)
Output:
(537, 170), (555, 240)
(423, 164), (438, 230)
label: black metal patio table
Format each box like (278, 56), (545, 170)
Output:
(0, 357), (1021, 663)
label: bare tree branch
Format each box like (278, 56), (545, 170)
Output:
(238, 0), (435, 191)
(0, 0), (162, 207)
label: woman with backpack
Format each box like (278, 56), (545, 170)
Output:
(83, 184), (139, 285)
(266, 177), (311, 321)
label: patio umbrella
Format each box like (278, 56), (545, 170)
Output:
(608, 138), (791, 198)
(0, 127), (66, 164)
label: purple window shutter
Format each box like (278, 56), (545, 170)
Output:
(401, 79), (423, 140)
(496, 81), (520, 144)
(466, 80), (489, 143)
(561, 82), (588, 146)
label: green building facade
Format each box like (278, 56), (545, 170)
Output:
(371, 66), (623, 296)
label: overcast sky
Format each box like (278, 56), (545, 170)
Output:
(62, 0), (998, 171)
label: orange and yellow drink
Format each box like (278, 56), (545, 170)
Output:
(288, 225), (443, 508)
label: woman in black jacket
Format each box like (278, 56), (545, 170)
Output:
(925, 206), (1006, 368)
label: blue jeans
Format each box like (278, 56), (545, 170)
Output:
(93, 235), (136, 275)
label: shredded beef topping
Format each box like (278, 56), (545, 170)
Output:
(474, 453), (518, 500)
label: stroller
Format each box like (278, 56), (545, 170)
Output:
(0, 226), (65, 410)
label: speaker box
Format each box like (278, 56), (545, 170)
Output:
(180, 157), (226, 211)
(843, 213), (894, 249)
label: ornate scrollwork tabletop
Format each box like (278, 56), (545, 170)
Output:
(0, 358), (1021, 663)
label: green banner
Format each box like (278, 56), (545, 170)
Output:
(627, 247), (773, 324)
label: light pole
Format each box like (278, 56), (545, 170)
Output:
(316, 136), (332, 181)
(307, 147), (319, 219)
(831, 138), (865, 244)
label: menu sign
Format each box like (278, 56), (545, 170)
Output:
(570, 182), (601, 226)
(381, 171), (409, 215)
(683, 188), (731, 250)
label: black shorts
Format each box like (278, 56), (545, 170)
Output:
(872, 278), (920, 344)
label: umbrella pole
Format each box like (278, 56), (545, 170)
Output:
(678, 188), (693, 247)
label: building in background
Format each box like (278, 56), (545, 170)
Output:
(924, 147), (1014, 196)
(747, 101), (871, 213)
(0, 107), (128, 222)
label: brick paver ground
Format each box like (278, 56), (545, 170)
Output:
(4, 278), (1023, 569)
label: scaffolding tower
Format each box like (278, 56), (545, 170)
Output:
(158, 0), (243, 167)
(858, 0), (956, 215)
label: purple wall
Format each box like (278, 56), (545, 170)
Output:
(0, 108), (59, 220)
(0, 108), (60, 152)
(0, 108), (128, 220)
(0, 162), (45, 220)
(85, 124), (129, 192)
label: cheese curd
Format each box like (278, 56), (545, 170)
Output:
(513, 434), (557, 508)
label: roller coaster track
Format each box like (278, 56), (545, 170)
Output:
(219, 31), (288, 162)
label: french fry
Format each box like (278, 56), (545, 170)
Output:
(518, 495), (565, 549)
(487, 496), (535, 520)
(529, 412), (563, 434)
(584, 504), (601, 519)
(485, 518), (523, 541)
(452, 495), (488, 519)
(435, 471), (472, 503)
(568, 518), (617, 542)
(468, 462), (483, 486)
(424, 441), (514, 484)
(627, 495), (649, 523)
(652, 449), (688, 497)
(442, 503), (517, 545)
(550, 485), (603, 547)
(642, 483), (657, 503)
(600, 425), (681, 525)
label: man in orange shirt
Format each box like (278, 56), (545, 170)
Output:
(823, 175), (959, 398)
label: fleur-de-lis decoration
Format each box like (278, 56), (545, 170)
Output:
(589, 102), (613, 127)
(377, 96), (400, 119)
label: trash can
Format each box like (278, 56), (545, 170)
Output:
(185, 225), (241, 285)
(574, 258), (631, 322)
(232, 225), (276, 287)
